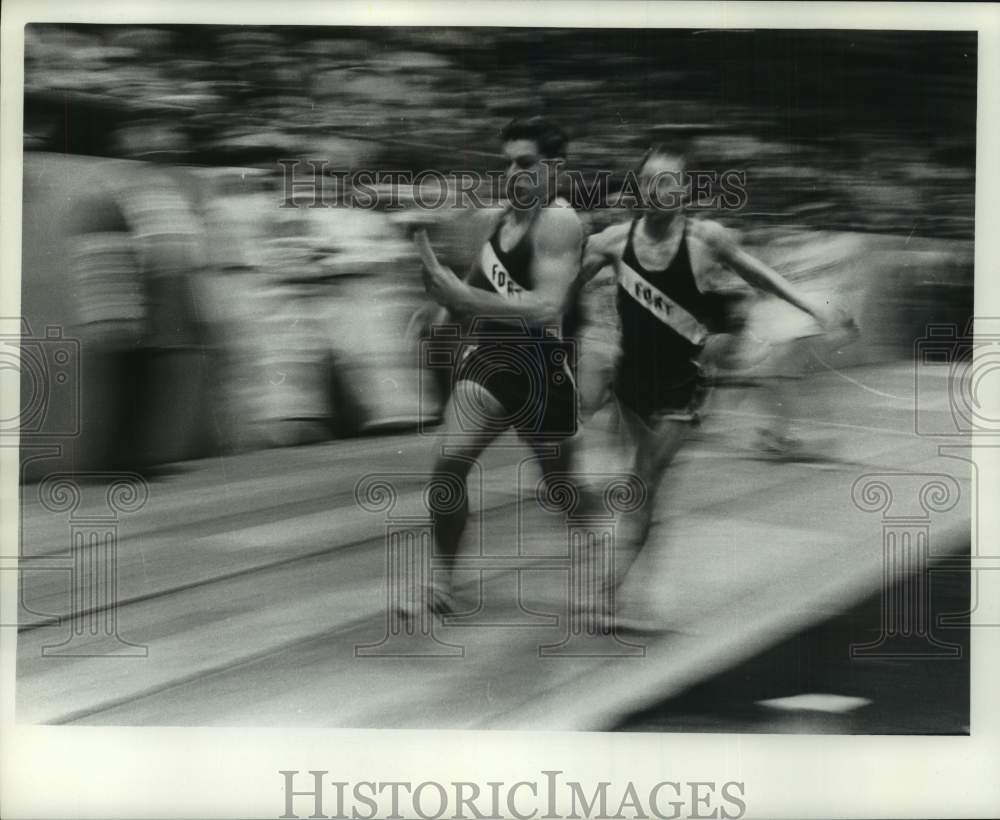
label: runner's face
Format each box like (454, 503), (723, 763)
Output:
(503, 139), (547, 203)
(639, 152), (687, 213)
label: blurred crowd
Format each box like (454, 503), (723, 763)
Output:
(25, 25), (975, 236)
(20, 25), (977, 473)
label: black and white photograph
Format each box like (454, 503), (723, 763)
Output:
(2, 1), (999, 818)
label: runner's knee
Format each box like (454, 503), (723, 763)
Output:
(433, 452), (474, 483)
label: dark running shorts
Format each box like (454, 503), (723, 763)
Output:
(613, 368), (708, 424)
(453, 340), (578, 440)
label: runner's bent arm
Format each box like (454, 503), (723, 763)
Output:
(578, 227), (620, 287)
(417, 208), (584, 325)
(413, 208), (499, 327)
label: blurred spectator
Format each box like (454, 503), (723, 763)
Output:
(23, 24), (975, 237)
(24, 24), (975, 472)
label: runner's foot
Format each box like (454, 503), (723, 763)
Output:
(755, 427), (803, 457)
(395, 583), (457, 621)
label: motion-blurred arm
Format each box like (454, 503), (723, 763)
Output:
(415, 208), (584, 326)
(578, 228), (618, 288)
(700, 221), (850, 331)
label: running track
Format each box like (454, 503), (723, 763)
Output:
(15, 362), (972, 730)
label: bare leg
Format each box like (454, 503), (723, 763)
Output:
(576, 340), (617, 425)
(614, 403), (692, 591)
(425, 379), (505, 606)
(565, 400), (692, 628)
(746, 339), (809, 453)
(753, 376), (798, 447)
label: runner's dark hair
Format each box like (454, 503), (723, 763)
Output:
(635, 139), (690, 174)
(500, 116), (569, 159)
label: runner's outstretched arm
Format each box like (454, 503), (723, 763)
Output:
(701, 222), (849, 331)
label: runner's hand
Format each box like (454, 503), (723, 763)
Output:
(392, 210), (440, 239)
(814, 305), (860, 349)
(414, 229), (464, 308)
(813, 304), (855, 334)
(405, 302), (450, 340)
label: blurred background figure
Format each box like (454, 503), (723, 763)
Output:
(707, 230), (865, 460)
(20, 24), (975, 481)
(59, 112), (211, 478)
(575, 208), (625, 428)
(108, 122), (213, 475)
(307, 178), (425, 436)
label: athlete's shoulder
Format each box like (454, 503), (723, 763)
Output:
(465, 204), (506, 245)
(467, 203), (506, 230)
(535, 201), (584, 250)
(539, 198), (583, 227)
(685, 216), (754, 290)
(586, 220), (631, 258)
(687, 216), (740, 250)
(548, 195), (577, 211)
(438, 204), (504, 263)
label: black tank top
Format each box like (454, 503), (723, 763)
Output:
(617, 217), (714, 386)
(467, 207), (582, 343)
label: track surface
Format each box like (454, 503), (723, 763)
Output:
(15, 362), (971, 730)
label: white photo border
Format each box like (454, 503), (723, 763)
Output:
(2, 2), (998, 818)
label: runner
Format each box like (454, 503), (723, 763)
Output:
(577, 141), (854, 623)
(712, 232), (863, 459)
(410, 116), (585, 616)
